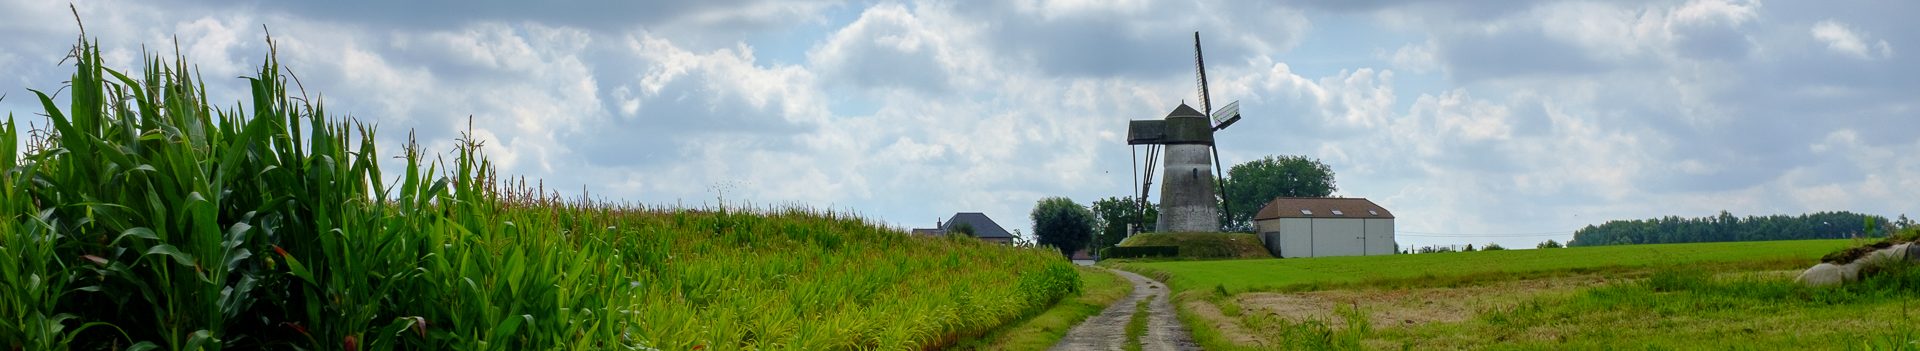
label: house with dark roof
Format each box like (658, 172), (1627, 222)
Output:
(1254, 197), (1396, 258)
(911, 212), (1018, 244)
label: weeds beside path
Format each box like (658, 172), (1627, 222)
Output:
(1050, 267), (1197, 351)
(957, 266), (1132, 350)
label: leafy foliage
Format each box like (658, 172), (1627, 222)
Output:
(1536, 240), (1564, 249)
(1031, 197), (1095, 258)
(952, 221), (978, 237)
(1090, 197), (1155, 253)
(1569, 210), (1890, 246)
(0, 32), (1076, 350)
(1219, 155), (1336, 232)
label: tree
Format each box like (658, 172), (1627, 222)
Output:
(1537, 239), (1563, 249)
(1568, 211), (1890, 246)
(1032, 197), (1096, 258)
(1483, 243), (1506, 251)
(1220, 155), (1337, 231)
(1090, 197), (1157, 251)
(950, 222), (976, 237)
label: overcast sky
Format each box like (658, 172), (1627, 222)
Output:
(3, 0), (1915, 249)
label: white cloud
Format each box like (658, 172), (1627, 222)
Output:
(1811, 20), (1893, 60)
(1671, 0), (1760, 26)
(1387, 39), (1438, 73)
(628, 32), (828, 125)
(807, 3), (969, 94)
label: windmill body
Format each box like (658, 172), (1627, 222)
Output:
(1152, 106), (1220, 232)
(1126, 32), (1243, 235)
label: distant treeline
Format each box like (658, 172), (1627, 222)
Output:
(1568, 211), (1901, 246)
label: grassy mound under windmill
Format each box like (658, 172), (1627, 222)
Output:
(1108, 232), (1272, 260)
(0, 33), (1077, 350)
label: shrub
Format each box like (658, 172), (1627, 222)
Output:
(1115, 232), (1269, 259)
(1103, 246), (1180, 259)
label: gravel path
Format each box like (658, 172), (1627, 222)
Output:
(1049, 267), (1198, 351)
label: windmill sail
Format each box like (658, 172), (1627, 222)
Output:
(1194, 32), (1212, 114)
(1211, 100), (1240, 125)
(1211, 100), (1242, 131)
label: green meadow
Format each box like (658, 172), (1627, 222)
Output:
(1113, 239), (1918, 350)
(0, 36), (1077, 350)
(1116, 239), (1857, 293)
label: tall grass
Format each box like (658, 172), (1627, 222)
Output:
(0, 32), (1077, 350)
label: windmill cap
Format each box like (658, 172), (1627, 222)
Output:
(1165, 103), (1206, 120)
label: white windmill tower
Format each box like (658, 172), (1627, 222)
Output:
(1127, 32), (1244, 234)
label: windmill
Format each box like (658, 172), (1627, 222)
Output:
(1127, 32), (1244, 234)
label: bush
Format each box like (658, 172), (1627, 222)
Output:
(1102, 246), (1180, 259)
(1484, 243), (1507, 251)
(1115, 232), (1270, 259)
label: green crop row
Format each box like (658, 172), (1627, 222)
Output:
(0, 34), (1076, 350)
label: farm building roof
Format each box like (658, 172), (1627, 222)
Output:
(943, 212), (1016, 239)
(1253, 197), (1394, 220)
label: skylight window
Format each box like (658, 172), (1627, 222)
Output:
(1369, 210), (1379, 216)
(1300, 209), (1313, 215)
(1331, 210), (1344, 216)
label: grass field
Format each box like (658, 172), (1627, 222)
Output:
(0, 35), (1077, 350)
(1115, 239), (1858, 293)
(1112, 239), (1913, 350)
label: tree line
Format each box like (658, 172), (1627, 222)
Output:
(1567, 211), (1906, 246)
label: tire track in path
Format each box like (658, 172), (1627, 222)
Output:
(1049, 267), (1198, 351)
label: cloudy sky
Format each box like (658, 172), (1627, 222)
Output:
(3, 0), (1915, 249)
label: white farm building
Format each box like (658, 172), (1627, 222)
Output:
(1254, 197), (1396, 258)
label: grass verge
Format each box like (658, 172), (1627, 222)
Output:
(954, 266), (1131, 350)
(1123, 296), (1151, 351)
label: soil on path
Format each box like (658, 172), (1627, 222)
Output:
(1049, 267), (1198, 351)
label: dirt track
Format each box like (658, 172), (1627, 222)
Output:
(1049, 267), (1198, 351)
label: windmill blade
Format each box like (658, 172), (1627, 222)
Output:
(1211, 100), (1242, 131)
(1194, 31), (1212, 115)
(1210, 100), (1240, 125)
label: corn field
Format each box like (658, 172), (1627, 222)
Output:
(0, 33), (1078, 350)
